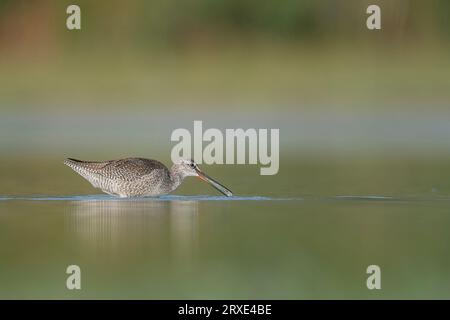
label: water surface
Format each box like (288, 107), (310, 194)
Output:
(2, 151), (450, 299)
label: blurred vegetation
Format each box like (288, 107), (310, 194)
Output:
(0, 0), (449, 49)
(0, 0), (449, 112)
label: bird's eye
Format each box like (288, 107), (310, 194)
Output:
(189, 163), (195, 168)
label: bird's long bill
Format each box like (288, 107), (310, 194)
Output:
(196, 169), (233, 197)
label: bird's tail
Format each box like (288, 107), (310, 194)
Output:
(64, 158), (84, 167)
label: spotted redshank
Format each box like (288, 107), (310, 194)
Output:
(64, 158), (233, 198)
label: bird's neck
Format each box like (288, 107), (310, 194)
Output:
(169, 164), (187, 191)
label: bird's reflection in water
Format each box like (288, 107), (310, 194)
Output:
(169, 201), (199, 263)
(65, 199), (199, 263)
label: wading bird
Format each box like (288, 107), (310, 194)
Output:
(64, 158), (233, 198)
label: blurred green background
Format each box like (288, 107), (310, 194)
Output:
(0, 0), (450, 112)
(1, 0), (450, 299)
(1, 0), (450, 195)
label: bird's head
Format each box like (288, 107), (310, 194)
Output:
(177, 158), (200, 176)
(175, 159), (233, 197)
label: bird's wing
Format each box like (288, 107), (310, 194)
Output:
(99, 158), (168, 181)
(64, 158), (168, 185)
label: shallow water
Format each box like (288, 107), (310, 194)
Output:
(1, 194), (450, 299)
(2, 155), (450, 299)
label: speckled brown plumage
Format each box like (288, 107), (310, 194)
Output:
(64, 158), (174, 197)
(64, 157), (233, 198)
